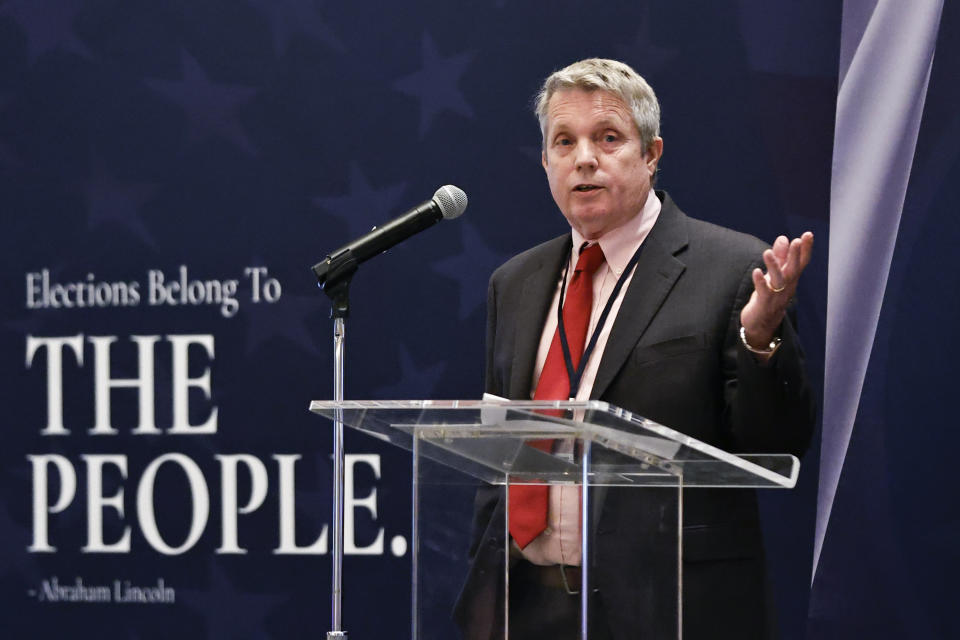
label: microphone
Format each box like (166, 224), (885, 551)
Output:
(312, 185), (468, 288)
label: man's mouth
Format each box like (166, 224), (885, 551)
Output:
(574, 184), (601, 192)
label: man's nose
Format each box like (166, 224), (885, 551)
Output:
(575, 141), (598, 171)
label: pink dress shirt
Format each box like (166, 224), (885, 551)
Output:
(519, 189), (662, 567)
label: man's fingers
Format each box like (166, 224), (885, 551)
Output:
(773, 231), (815, 283)
(784, 238), (803, 280)
(773, 235), (789, 265)
(752, 267), (768, 299)
(763, 249), (785, 290)
(799, 231), (814, 270)
(783, 231), (815, 280)
(749, 232), (813, 330)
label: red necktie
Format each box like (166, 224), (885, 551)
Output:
(509, 243), (606, 549)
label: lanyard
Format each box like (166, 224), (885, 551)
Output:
(557, 240), (647, 399)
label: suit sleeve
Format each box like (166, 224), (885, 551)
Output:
(721, 259), (815, 457)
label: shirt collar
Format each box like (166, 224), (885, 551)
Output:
(570, 189), (662, 277)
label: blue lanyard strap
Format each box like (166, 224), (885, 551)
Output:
(557, 240), (647, 399)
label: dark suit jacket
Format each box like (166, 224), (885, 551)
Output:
(458, 192), (814, 640)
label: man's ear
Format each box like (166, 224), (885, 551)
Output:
(647, 137), (664, 174)
(542, 149), (548, 171)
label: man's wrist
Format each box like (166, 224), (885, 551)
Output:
(740, 325), (782, 356)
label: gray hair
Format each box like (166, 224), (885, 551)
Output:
(535, 58), (661, 152)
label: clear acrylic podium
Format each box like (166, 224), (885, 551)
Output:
(309, 399), (798, 639)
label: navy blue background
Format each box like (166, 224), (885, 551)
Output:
(14, 1), (953, 638)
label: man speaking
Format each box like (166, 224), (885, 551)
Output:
(459, 58), (815, 639)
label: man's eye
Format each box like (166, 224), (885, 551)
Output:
(604, 134), (618, 143)
(557, 138), (572, 146)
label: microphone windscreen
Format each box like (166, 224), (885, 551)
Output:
(433, 185), (468, 219)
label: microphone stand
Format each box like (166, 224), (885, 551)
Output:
(313, 249), (359, 640)
(309, 186), (464, 638)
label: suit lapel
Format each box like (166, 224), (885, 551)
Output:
(507, 235), (571, 400)
(591, 193), (690, 400)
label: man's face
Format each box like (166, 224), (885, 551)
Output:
(542, 89), (662, 240)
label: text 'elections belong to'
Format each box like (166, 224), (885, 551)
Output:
(25, 266), (281, 318)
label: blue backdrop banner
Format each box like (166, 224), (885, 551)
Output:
(0, 1), (844, 638)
